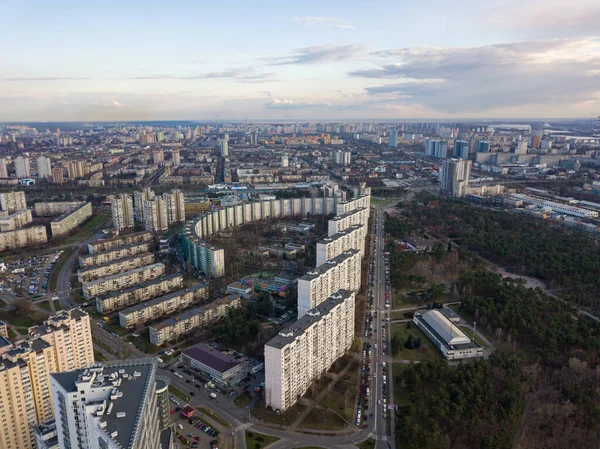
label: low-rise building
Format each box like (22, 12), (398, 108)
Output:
(181, 343), (245, 388)
(264, 290), (355, 412)
(77, 252), (155, 283)
(0, 225), (48, 251)
(82, 262), (165, 299)
(413, 310), (483, 360)
(149, 295), (241, 345)
(226, 282), (253, 298)
(50, 202), (93, 237)
(241, 273), (294, 297)
(79, 242), (151, 267)
(0, 209), (33, 232)
(119, 283), (209, 329)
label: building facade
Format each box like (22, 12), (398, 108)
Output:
(79, 242), (151, 268)
(82, 262), (165, 298)
(111, 193), (134, 230)
(34, 201), (85, 217)
(50, 202), (93, 237)
(0, 208), (33, 232)
(0, 226), (48, 251)
(316, 224), (366, 266)
(441, 158), (472, 198)
(0, 191), (27, 213)
(77, 252), (155, 283)
(87, 230), (152, 254)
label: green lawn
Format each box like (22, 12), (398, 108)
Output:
(37, 301), (52, 311)
(391, 310), (415, 320)
(245, 431), (279, 449)
(391, 322), (441, 361)
(298, 408), (347, 430)
(234, 392), (252, 408)
(356, 439), (376, 449)
(94, 350), (107, 362)
(458, 325), (486, 347)
(9, 315), (37, 328)
(7, 328), (18, 339)
(251, 400), (304, 426)
(196, 406), (231, 429)
(169, 385), (190, 403)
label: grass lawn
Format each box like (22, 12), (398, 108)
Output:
(356, 439), (376, 449)
(9, 315), (37, 328)
(48, 246), (77, 292)
(38, 301), (52, 311)
(169, 385), (190, 403)
(245, 431), (279, 449)
(196, 406), (231, 429)
(251, 400), (304, 426)
(458, 325), (486, 347)
(94, 350), (107, 362)
(234, 392), (252, 408)
(298, 408), (347, 430)
(391, 310), (415, 320)
(63, 213), (109, 243)
(391, 322), (441, 361)
(7, 328), (18, 339)
(391, 364), (411, 407)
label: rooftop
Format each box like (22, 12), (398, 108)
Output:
(182, 343), (241, 374)
(119, 283), (208, 315)
(51, 202), (91, 223)
(299, 249), (360, 281)
(266, 289), (353, 350)
(415, 311), (480, 350)
(318, 224), (363, 244)
(97, 273), (183, 301)
(90, 230), (152, 248)
(83, 263), (165, 286)
(329, 207), (367, 222)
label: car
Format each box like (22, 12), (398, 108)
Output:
(192, 445), (199, 448)
(177, 424), (184, 430)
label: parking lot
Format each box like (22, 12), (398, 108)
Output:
(0, 251), (62, 298)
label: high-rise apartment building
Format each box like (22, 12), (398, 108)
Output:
(152, 149), (164, 165)
(0, 190), (27, 213)
(163, 189), (185, 224)
(425, 138), (448, 158)
(454, 138), (469, 159)
(51, 167), (64, 184)
(316, 224), (366, 266)
(389, 129), (398, 148)
(67, 160), (85, 179)
(264, 290), (355, 412)
(477, 139), (490, 153)
(15, 156), (31, 178)
(134, 188), (155, 222)
(36, 156), (52, 179)
(220, 134), (229, 157)
(441, 158), (472, 198)
(50, 359), (167, 449)
(111, 193), (134, 230)
(144, 197), (168, 233)
(171, 148), (181, 166)
(0, 157), (9, 177)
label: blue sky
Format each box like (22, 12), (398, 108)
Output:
(1, 0), (599, 120)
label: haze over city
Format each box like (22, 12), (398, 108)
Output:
(2, 0), (600, 121)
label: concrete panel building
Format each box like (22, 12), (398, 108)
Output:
(328, 207), (369, 236)
(50, 202), (92, 237)
(316, 224), (366, 266)
(264, 290), (355, 412)
(119, 283), (209, 329)
(34, 201), (85, 217)
(77, 252), (155, 283)
(149, 296), (241, 346)
(0, 208), (33, 232)
(87, 230), (152, 254)
(297, 250), (361, 318)
(0, 225), (48, 251)
(82, 262), (165, 299)
(79, 241), (151, 268)
(96, 273), (183, 314)
(0, 191), (27, 213)
(111, 193), (134, 230)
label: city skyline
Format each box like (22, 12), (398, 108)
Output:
(2, 0), (599, 121)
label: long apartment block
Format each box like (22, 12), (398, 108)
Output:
(0, 225), (48, 252)
(264, 290), (355, 412)
(77, 252), (155, 283)
(34, 201), (85, 217)
(50, 202), (93, 237)
(82, 262), (165, 299)
(0, 209), (33, 232)
(149, 295), (241, 345)
(297, 249), (361, 318)
(316, 224), (366, 267)
(87, 230), (152, 254)
(119, 283), (209, 329)
(336, 194), (371, 216)
(79, 241), (151, 268)
(96, 273), (183, 314)
(328, 207), (369, 236)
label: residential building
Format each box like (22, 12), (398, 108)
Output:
(34, 201), (84, 217)
(336, 194), (370, 216)
(87, 230), (152, 254)
(389, 129), (398, 148)
(96, 273), (183, 314)
(171, 148), (181, 166)
(36, 157), (52, 179)
(0, 157), (8, 178)
(0, 319), (7, 338)
(111, 193), (134, 230)
(264, 290), (355, 412)
(163, 189), (185, 224)
(0, 209), (33, 232)
(32, 421), (59, 449)
(316, 224), (366, 266)
(51, 168), (64, 184)
(82, 263), (166, 298)
(413, 310), (483, 360)
(50, 202), (93, 237)
(66, 160), (85, 179)
(144, 197), (168, 233)
(0, 226), (48, 251)
(328, 207), (369, 236)
(119, 283), (209, 329)
(50, 359), (166, 449)
(149, 296), (241, 345)
(77, 252), (155, 283)
(181, 343), (245, 388)
(134, 188), (155, 222)
(425, 138), (448, 158)
(297, 250), (361, 318)
(79, 242), (151, 268)
(454, 138), (469, 159)
(15, 156), (31, 178)
(0, 190), (27, 213)
(220, 134), (229, 157)
(153, 149), (164, 165)
(441, 158), (472, 198)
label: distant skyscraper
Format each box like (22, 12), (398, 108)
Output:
(454, 138), (469, 159)
(441, 158), (472, 198)
(220, 134), (229, 157)
(0, 157), (8, 177)
(15, 156), (31, 178)
(171, 148), (181, 166)
(425, 138), (448, 158)
(50, 359), (167, 449)
(389, 129), (398, 148)
(111, 194), (134, 230)
(476, 140), (490, 153)
(36, 156), (52, 179)
(152, 149), (164, 165)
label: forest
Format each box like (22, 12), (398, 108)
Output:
(396, 197), (600, 310)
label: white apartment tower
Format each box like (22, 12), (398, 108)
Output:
(0, 157), (9, 177)
(15, 156), (31, 178)
(441, 158), (472, 198)
(111, 193), (134, 230)
(144, 197), (168, 233)
(0, 190), (27, 213)
(220, 134), (229, 157)
(163, 189), (185, 224)
(171, 148), (181, 166)
(36, 156), (52, 179)
(134, 187), (155, 222)
(50, 359), (164, 449)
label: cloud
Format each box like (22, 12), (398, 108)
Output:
(293, 16), (355, 30)
(265, 44), (365, 66)
(349, 38), (600, 113)
(104, 101), (127, 108)
(131, 68), (274, 83)
(266, 98), (333, 109)
(0, 77), (90, 81)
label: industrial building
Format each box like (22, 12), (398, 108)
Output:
(413, 310), (483, 360)
(77, 252), (155, 283)
(50, 202), (93, 237)
(96, 273), (184, 314)
(149, 295), (241, 345)
(264, 290), (355, 412)
(82, 262), (165, 299)
(119, 283), (209, 329)
(181, 343), (245, 388)
(509, 193), (599, 219)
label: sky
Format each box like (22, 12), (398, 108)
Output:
(1, 0), (599, 121)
